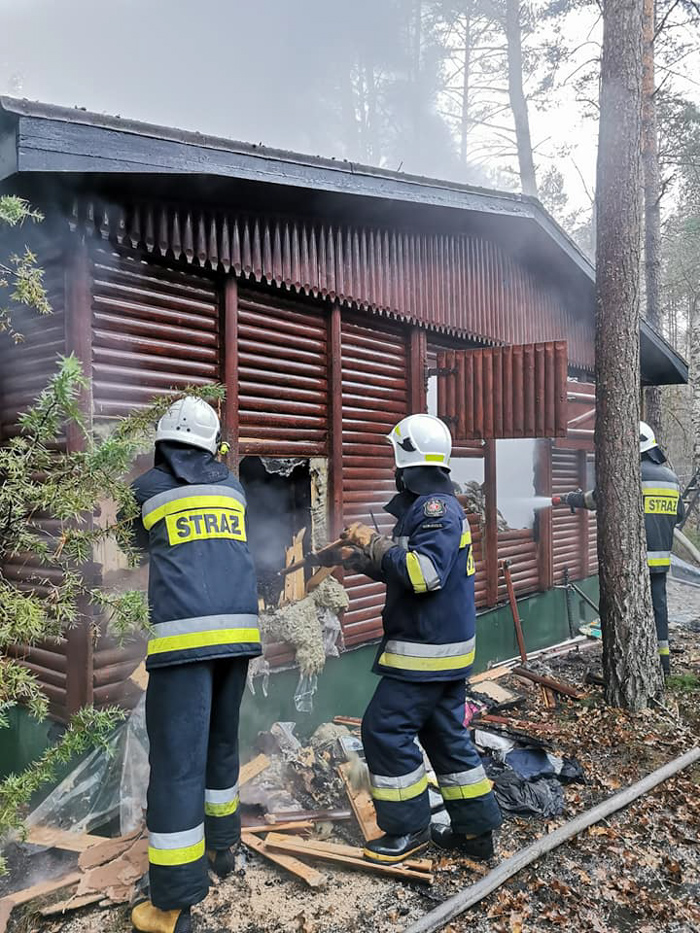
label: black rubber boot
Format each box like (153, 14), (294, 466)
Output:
(207, 847), (236, 879)
(431, 825), (495, 861)
(362, 827), (431, 864)
(131, 900), (192, 933)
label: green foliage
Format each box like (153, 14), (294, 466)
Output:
(666, 673), (700, 693)
(0, 196), (51, 343)
(0, 196), (226, 862)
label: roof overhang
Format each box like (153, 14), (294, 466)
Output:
(0, 97), (688, 387)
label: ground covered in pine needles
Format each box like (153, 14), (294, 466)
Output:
(13, 579), (700, 933)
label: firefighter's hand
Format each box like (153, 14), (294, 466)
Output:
(316, 546), (356, 567)
(341, 522), (376, 549)
(564, 491), (587, 510)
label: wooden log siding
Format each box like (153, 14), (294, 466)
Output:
(551, 447), (593, 583)
(340, 317), (409, 647)
(0, 247), (71, 718)
(68, 198), (595, 371)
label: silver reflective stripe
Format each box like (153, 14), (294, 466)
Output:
(642, 481), (679, 492)
(370, 764), (426, 790)
(647, 550), (671, 560)
(152, 613), (259, 639)
(415, 553), (441, 591)
(658, 640), (669, 650)
(462, 519), (469, 533)
(150, 823), (204, 850)
(437, 766), (488, 787)
(205, 784), (239, 805)
(384, 638), (476, 659)
(394, 536), (410, 550)
(142, 483), (246, 521)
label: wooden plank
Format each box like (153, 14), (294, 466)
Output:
(468, 665), (513, 685)
(333, 715), (362, 727)
(27, 826), (107, 852)
(239, 754), (271, 786)
(263, 808), (352, 824)
(242, 833), (327, 888)
(0, 871), (81, 910)
(78, 829), (144, 870)
(283, 836), (433, 873)
(282, 528), (306, 604)
(242, 820), (313, 835)
(306, 565), (337, 594)
(338, 762), (382, 842)
(39, 893), (104, 917)
(264, 833), (433, 885)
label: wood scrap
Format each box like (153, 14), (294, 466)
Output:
(242, 820), (314, 835)
(39, 893), (104, 918)
(239, 753), (271, 786)
(512, 666), (583, 699)
(78, 827), (143, 870)
(338, 762), (382, 842)
(264, 808), (352, 824)
(282, 528), (306, 604)
(0, 899), (15, 933)
(305, 565), (337, 593)
(468, 665), (513, 684)
(0, 869), (82, 932)
(76, 836), (148, 904)
(26, 826), (107, 852)
(403, 746), (700, 933)
(470, 680), (525, 710)
(128, 660), (149, 692)
(279, 836), (433, 873)
(333, 716), (362, 727)
(264, 833), (433, 884)
(242, 832), (327, 888)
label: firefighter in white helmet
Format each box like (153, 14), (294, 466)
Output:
(125, 397), (260, 933)
(557, 421), (684, 675)
(339, 414), (502, 864)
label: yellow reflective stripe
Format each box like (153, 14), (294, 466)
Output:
(440, 778), (493, 801)
(406, 551), (428, 593)
(205, 796), (240, 817)
(466, 550), (476, 576)
(148, 839), (205, 866)
(460, 530), (473, 548)
(424, 454), (445, 463)
(647, 557), (671, 567)
(143, 495), (245, 530)
(378, 649), (475, 672)
(658, 647), (670, 656)
(370, 776), (428, 802)
(147, 627), (261, 656)
(643, 487), (679, 497)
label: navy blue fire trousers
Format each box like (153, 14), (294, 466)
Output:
(146, 657), (248, 910)
(361, 677), (502, 838)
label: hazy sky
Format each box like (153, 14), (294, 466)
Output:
(0, 0), (697, 215)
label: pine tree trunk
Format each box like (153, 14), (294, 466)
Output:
(596, 0), (663, 709)
(504, 0), (537, 197)
(642, 0), (664, 443)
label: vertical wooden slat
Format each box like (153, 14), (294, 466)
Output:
(536, 440), (554, 591)
(578, 449), (590, 579)
(329, 303), (344, 538)
(535, 343), (546, 437)
(523, 344), (535, 437)
(409, 327), (426, 413)
(64, 237), (94, 715)
(223, 276), (240, 473)
(484, 439), (498, 607)
(483, 349), (494, 438)
(502, 346), (513, 436)
(473, 350), (484, 438)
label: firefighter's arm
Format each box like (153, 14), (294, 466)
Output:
(380, 508), (461, 594)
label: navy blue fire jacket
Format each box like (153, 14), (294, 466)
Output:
(130, 468), (261, 670)
(372, 491), (477, 683)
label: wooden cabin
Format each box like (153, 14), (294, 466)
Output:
(0, 98), (688, 723)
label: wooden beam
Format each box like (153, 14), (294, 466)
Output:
(264, 833), (433, 884)
(223, 276), (240, 474)
(535, 439), (554, 591)
(409, 327), (427, 413)
(27, 826), (107, 853)
(484, 440), (499, 607)
(328, 302), (344, 539)
(242, 832), (327, 888)
(239, 753), (271, 786)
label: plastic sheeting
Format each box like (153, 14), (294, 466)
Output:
(27, 695), (149, 836)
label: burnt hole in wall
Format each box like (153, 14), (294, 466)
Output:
(239, 456), (312, 608)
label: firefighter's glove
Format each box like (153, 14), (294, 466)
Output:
(340, 532), (395, 577)
(341, 522), (377, 549)
(316, 546), (355, 567)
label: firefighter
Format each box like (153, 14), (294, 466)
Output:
(340, 414), (502, 865)
(126, 397), (261, 933)
(558, 421), (684, 676)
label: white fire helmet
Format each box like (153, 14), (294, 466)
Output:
(387, 414), (452, 471)
(639, 420), (657, 454)
(155, 397), (220, 455)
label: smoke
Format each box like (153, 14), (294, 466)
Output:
(0, 0), (493, 187)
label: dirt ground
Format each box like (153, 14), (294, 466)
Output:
(10, 579), (700, 933)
